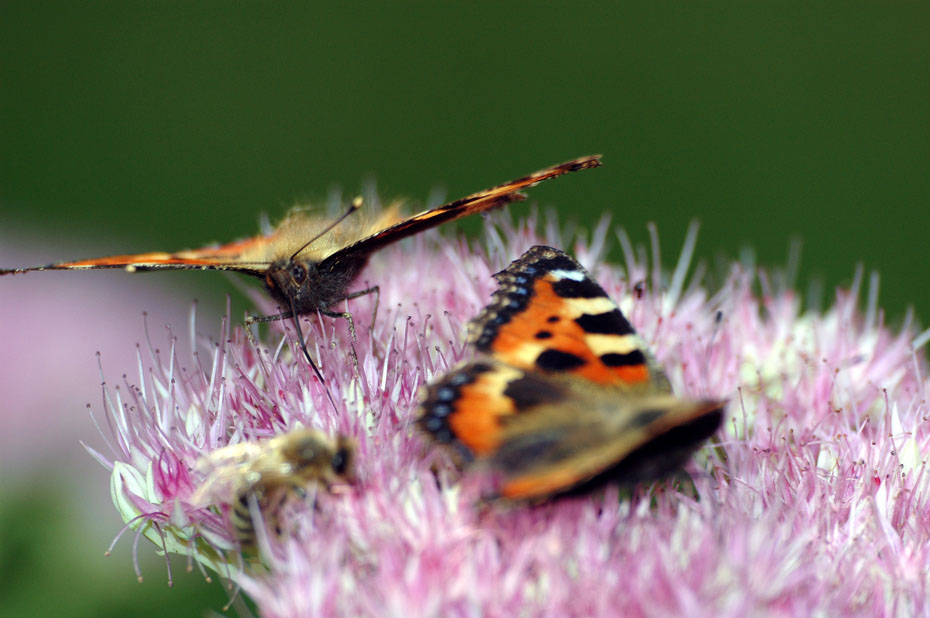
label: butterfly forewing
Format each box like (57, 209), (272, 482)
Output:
(469, 245), (667, 389)
(316, 156), (602, 276)
(0, 236), (273, 275)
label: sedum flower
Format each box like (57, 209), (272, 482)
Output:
(86, 214), (930, 616)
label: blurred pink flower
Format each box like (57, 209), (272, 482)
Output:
(0, 240), (194, 468)
(86, 216), (930, 616)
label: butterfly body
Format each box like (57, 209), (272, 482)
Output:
(418, 245), (724, 501)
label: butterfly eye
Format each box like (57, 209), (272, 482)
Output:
(290, 264), (307, 283)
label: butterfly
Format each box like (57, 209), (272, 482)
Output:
(1, 156), (601, 377)
(192, 428), (355, 549)
(417, 245), (724, 501)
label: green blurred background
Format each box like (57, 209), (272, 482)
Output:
(1, 3), (927, 617)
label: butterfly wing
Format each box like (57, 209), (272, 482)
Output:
(418, 359), (724, 500)
(317, 156), (602, 273)
(418, 245), (725, 500)
(2, 159), (601, 278)
(469, 244), (670, 390)
(0, 234), (275, 276)
(488, 384), (724, 500)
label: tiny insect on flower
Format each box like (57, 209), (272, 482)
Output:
(192, 429), (355, 551)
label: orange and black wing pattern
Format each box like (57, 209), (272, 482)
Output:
(469, 245), (667, 389)
(0, 234), (274, 276)
(418, 246), (724, 501)
(320, 156), (602, 271)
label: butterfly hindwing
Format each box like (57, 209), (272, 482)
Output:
(418, 359), (569, 459)
(418, 358), (724, 501)
(489, 385), (724, 500)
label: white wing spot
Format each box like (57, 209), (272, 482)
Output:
(550, 269), (585, 281)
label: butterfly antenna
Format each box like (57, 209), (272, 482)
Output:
(289, 197), (363, 261)
(286, 297), (340, 413)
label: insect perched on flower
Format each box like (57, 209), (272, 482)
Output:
(418, 245), (725, 501)
(0, 156), (602, 377)
(192, 428), (355, 549)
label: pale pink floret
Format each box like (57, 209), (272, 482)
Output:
(90, 214), (930, 616)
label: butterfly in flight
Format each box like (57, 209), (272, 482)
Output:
(1, 156), (602, 380)
(417, 245), (724, 502)
(192, 428), (355, 550)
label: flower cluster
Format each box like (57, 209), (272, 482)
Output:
(87, 215), (930, 616)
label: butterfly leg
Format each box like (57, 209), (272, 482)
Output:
(321, 309), (358, 342)
(321, 286), (380, 371)
(244, 311), (294, 360)
(321, 308), (361, 370)
(343, 285), (380, 329)
(245, 310), (292, 325)
(323, 284), (379, 342)
(346, 285), (389, 362)
(244, 310), (342, 414)
(244, 312), (285, 356)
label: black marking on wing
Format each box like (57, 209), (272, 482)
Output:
(628, 409), (666, 428)
(551, 278), (608, 299)
(471, 245), (596, 351)
(530, 253), (580, 275)
(600, 351), (648, 367)
(501, 374), (567, 412)
(535, 349), (586, 372)
(491, 430), (570, 472)
(574, 309), (635, 335)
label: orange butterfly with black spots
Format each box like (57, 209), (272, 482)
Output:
(418, 245), (724, 501)
(1, 157), (601, 377)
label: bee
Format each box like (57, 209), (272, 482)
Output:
(192, 428), (355, 549)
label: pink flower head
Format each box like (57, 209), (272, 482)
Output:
(88, 214), (930, 616)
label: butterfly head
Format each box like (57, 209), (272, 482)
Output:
(266, 257), (316, 308)
(264, 251), (370, 315)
